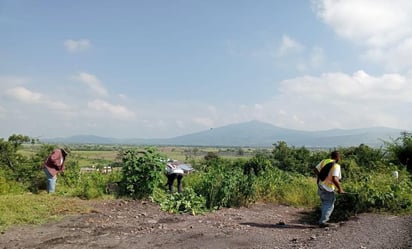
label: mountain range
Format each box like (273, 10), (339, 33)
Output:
(42, 120), (407, 148)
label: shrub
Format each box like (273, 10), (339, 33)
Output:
(72, 172), (106, 199)
(254, 167), (318, 207)
(344, 168), (412, 214)
(119, 147), (165, 199)
(158, 188), (207, 215)
(0, 173), (26, 194)
(193, 158), (256, 209)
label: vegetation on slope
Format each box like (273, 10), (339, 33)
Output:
(0, 132), (411, 230)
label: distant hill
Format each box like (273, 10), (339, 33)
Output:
(43, 120), (405, 147)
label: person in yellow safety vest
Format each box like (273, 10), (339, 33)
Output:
(313, 150), (345, 227)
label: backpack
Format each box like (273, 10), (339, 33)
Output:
(318, 161), (335, 182)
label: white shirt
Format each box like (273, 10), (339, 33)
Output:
(316, 160), (341, 192)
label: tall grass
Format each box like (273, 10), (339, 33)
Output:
(254, 168), (319, 207)
(0, 194), (93, 232)
(345, 168), (412, 214)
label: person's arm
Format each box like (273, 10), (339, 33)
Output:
(313, 168), (319, 176)
(46, 150), (63, 168)
(332, 176), (344, 193)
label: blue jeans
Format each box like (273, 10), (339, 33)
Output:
(318, 189), (335, 224)
(43, 168), (57, 193)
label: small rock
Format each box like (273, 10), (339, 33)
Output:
(147, 219), (158, 224)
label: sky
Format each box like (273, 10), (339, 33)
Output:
(1, 0), (412, 139)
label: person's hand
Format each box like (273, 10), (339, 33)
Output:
(338, 189), (345, 194)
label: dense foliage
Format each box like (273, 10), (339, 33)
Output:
(119, 147), (165, 199)
(0, 132), (411, 221)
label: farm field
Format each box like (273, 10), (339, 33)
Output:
(21, 144), (257, 168)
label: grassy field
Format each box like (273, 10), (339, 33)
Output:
(72, 150), (120, 166)
(0, 193), (94, 232)
(20, 145), (258, 168)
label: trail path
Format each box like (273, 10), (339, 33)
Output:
(1, 200), (411, 249)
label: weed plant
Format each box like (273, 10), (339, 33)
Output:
(344, 168), (412, 214)
(157, 188), (207, 215)
(0, 194), (92, 232)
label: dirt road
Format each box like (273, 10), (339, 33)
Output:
(1, 200), (411, 249)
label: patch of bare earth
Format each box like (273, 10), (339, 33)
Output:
(1, 200), (411, 249)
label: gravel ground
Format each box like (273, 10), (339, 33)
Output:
(0, 200), (411, 249)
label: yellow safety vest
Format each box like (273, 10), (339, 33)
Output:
(317, 159), (338, 191)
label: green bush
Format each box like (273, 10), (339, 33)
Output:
(0, 173), (26, 194)
(119, 147), (165, 199)
(57, 163), (121, 199)
(72, 172), (106, 199)
(344, 168), (412, 214)
(254, 167), (318, 207)
(193, 158), (256, 209)
(158, 188), (207, 215)
(60, 160), (82, 189)
(330, 193), (360, 222)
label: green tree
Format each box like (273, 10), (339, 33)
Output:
(271, 141), (312, 176)
(0, 134), (30, 173)
(0, 134), (43, 192)
(385, 132), (412, 172)
(243, 152), (272, 176)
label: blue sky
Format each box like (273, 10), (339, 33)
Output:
(1, 0), (412, 139)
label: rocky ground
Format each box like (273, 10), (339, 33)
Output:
(0, 200), (411, 249)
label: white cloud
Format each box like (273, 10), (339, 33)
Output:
(277, 35), (304, 56)
(73, 72), (108, 96)
(314, 0), (412, 47)
(88, 99), (136, 120)
(313, 0), (412, 71)
(363, 37), (412, 71)
(6, 86), (71, 112)
(273, 36), (328, 72)
(6, 86), (42, 103)
(262, 70), (412, 130)
(281, 70), (410, 101)
(64, 39), (91, 53)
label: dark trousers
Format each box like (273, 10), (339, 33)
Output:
(167, 173), (183, 193)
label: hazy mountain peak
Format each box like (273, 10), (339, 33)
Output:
(43, 121), (405, 147)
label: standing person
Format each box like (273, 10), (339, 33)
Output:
(166, 161), (184, 193)
(313, 150), (344, 227)
(43, 147), (70, 193)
